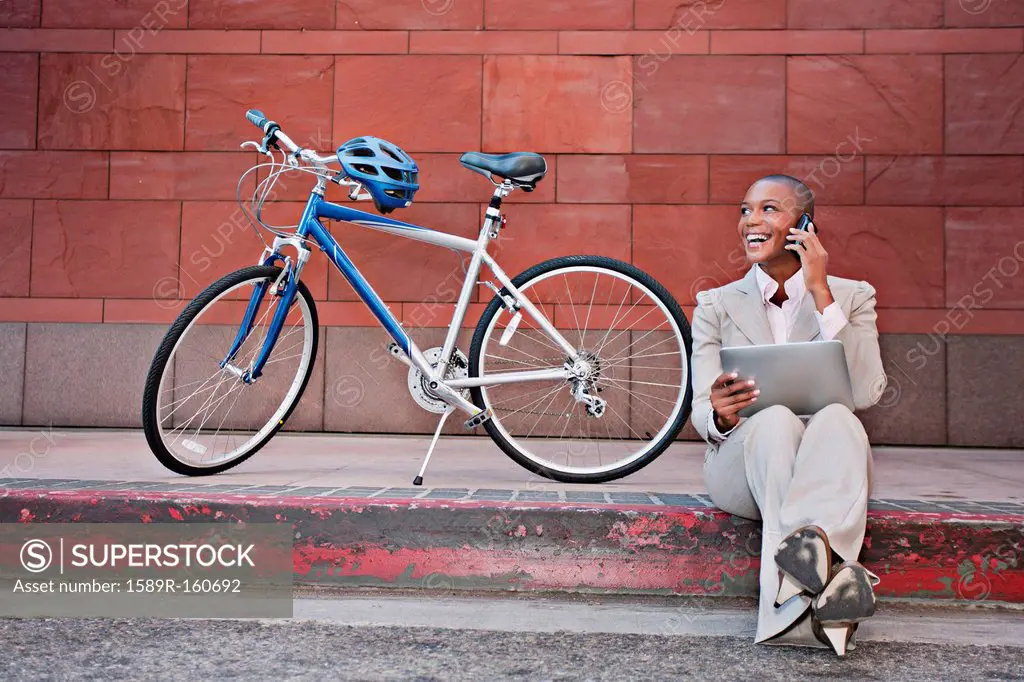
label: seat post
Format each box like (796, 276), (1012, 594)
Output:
(483, 180), (514, 238)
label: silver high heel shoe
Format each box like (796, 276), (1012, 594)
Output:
(812, 561), (880, 656)
(774, 525), (833, 607)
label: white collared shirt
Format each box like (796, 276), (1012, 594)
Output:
(706, 265), (850, 442)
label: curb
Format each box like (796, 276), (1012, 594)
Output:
(2, 489), (1022, 603)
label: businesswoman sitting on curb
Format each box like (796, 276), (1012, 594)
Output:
(690, 175), (886, 656)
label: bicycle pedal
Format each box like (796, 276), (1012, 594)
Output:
(464, 409), (492, 430)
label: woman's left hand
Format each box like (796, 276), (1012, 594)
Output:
(785, 221), (834, 310)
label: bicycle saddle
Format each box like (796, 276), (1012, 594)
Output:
(459, 152), (547, 191)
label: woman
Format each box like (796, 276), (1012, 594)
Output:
(689, 174), (887, 655)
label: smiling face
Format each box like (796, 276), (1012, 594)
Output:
(738, 179), (804, 265)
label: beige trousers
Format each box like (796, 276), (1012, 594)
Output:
(703, 403), (874, 644)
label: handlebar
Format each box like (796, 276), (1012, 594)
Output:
(244, 109), (368, 199)
(244, 108), (337, 166)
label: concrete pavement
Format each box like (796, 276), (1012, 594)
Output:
(2, 428), (1023, 502)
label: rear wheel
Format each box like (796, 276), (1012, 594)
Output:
(469, 256), (692, 483)
(142, 265), (319, 476)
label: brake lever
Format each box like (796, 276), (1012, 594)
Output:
(240, 140), (274, 158)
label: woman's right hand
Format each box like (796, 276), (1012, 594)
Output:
(710, 371), (759, 432)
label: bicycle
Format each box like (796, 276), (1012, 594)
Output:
(142, 110), (694, 484)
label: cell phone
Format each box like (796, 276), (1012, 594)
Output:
(790, 213), (812, 258)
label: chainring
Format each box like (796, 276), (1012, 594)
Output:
(407, 347), (470, 414)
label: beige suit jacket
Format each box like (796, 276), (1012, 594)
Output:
(690, 266), (886, 454)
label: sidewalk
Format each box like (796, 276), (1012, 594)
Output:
(2, 428), (1022, 603)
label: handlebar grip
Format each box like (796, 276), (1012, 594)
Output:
(245, 109), (270, 130)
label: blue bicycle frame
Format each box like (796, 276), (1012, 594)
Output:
(223, 179), (578, 419)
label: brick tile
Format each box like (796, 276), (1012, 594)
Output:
(326, 203), (480, 302)
(0, 323), (25, 424)
(261, 31), (408, 54)
(186, 55), (333, 151)
(0, 201), (32, 297)
(490, 204), (632, 283)
(336, 0), (484, 29)
(110, 152), (258, 200)
(31, 201), (180, 298)
(556, 154), (709, 204)
(710, 30), (864, 54)
(0, 0), (40, 28)
(484, 56), (632, 154)
(948, 336), (1024, 447)
(944, 0), (1024, 28)
(411, 31), (557, 54)
(709, 155), (865, 205)
(334, 56), (481, 154)
(103, 299), (185, 324)
(859, 334), (947, 446)
(485, 0), (630, 29)
(401, 302), (488, 328)
(179, 201), (329, 300)
(787, 0), (943, 28)
(23, 323), (166, 427)
(946, 54), (1024, 154)
(875, 308), (1024, 335)
(865, 156), (1024, 206)
(42, 0), (188, 28)
(866, 28), (1023, 53)
(788, 56), (943, 154)
(560, 30), (708, 55)
(0, 152), (108, 199)
(635, 0), (786, 30)
(113, 30), (261, 53)
(817, 207), (946, 308)
(317, 303), (388, 327)
(634, 56), (786, 153)
(0, 29), (111, 51)
(38, 54), (185, 150)
(0, 54), (37, 149)
(0, 298), (103, 322)
(189, 0), (333, 29)
(633, 205), (742, 306)
(946, 208), (1024, 309)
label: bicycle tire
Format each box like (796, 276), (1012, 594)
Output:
(468, 255), (693, 484)
(142, 265), (319, 476)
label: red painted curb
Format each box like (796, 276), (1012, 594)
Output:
(3, 489), (1022, 603)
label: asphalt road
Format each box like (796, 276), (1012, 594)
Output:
(2, 617), (1023, 681)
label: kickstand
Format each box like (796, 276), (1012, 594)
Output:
(413, 407), (454, 486)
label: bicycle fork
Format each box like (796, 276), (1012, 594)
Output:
(220, 236), (312, 383)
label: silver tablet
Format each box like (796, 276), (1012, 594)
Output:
(719, 340), (855, 418)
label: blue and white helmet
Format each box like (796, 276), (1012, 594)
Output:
(336, 136), (419, 214)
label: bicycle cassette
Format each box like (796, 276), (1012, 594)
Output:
(408, 347), (470, 414)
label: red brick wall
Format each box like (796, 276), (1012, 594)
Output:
(1, 1), (1024, 443)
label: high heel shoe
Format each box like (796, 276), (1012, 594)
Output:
(774, 525), (832, 607)
(812, 561), (879, 656)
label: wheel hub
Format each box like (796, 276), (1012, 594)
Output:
(566, 350), (606, 417)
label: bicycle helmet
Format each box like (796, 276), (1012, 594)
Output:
(336, 136), (419, 214)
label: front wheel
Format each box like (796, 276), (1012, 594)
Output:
(142, 265), (319, 476)
(469, 255), (693, 483)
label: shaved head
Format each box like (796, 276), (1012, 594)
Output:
(756, 174), (815, 219)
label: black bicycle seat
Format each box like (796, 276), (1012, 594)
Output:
(459, 152), (548, 191)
